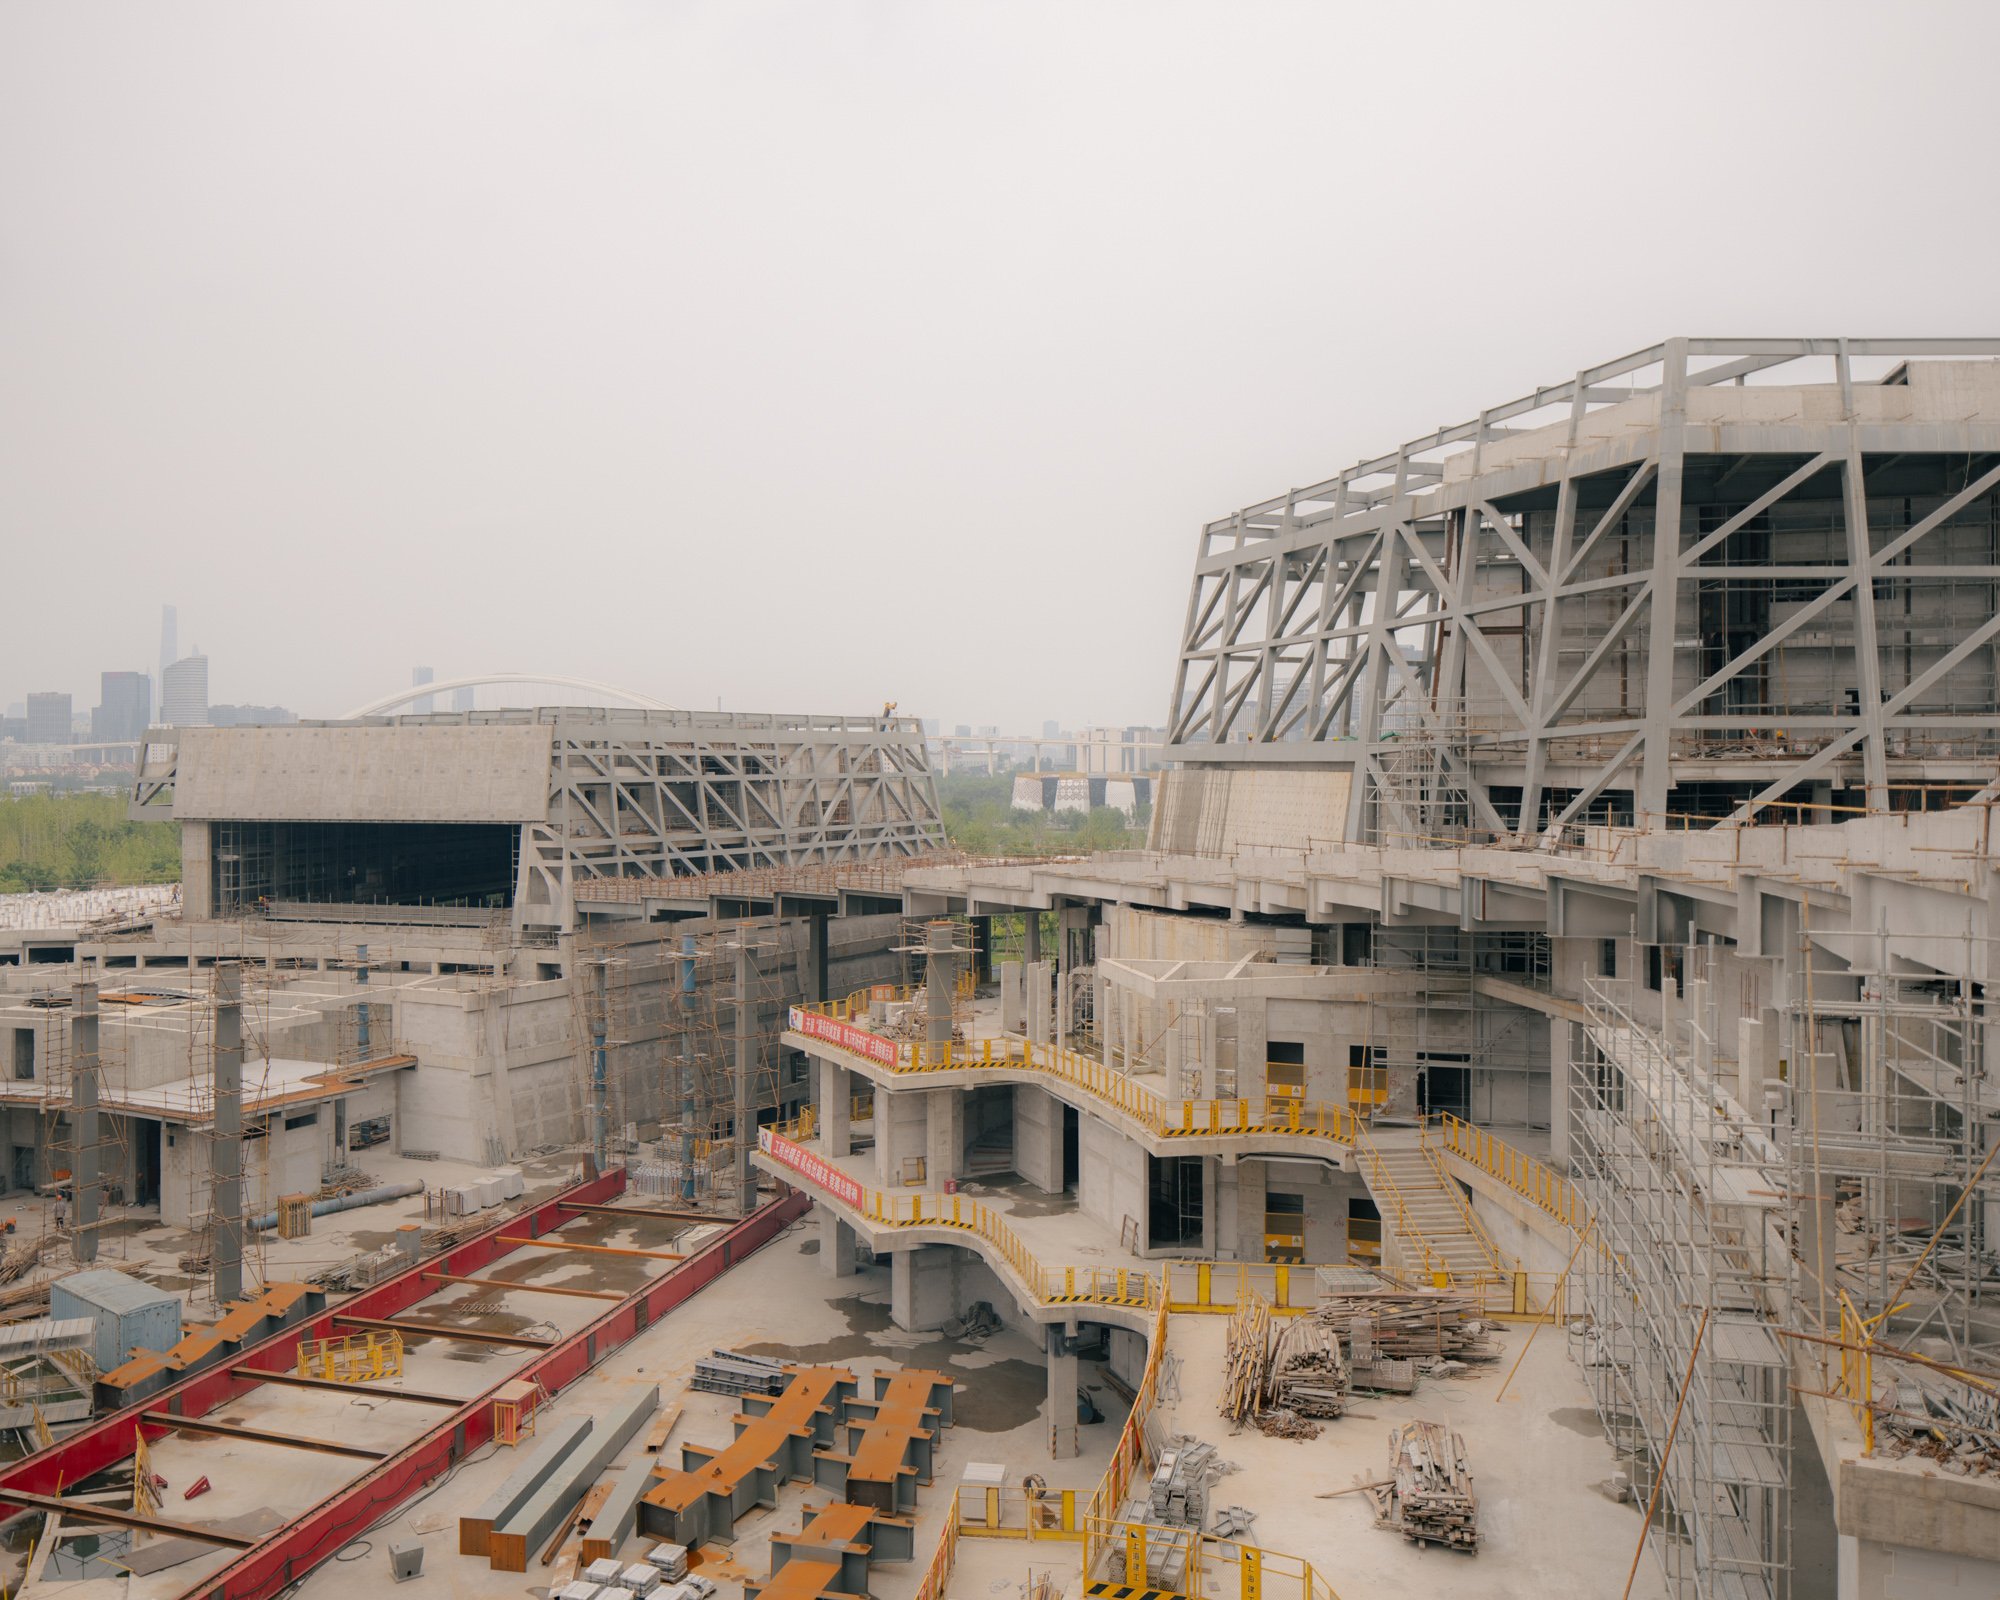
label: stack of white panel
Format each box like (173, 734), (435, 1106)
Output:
(646, 1544), (689, 1580)
(584, 1559), (625, 1587)
(622, 1565), (662, 1596)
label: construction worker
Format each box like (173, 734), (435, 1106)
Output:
(53, 1191), (67, 1232)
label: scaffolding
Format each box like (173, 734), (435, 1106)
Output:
(1364, 928), (1548, 1126)
(1782, 942), (2000, 1464)
(1570, 964), (1791, 1600)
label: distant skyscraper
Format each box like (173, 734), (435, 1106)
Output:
(412, 666), (434, 714)
(92, 672), (151, 742)
(161, 655), (209, 727)
(452, 685), (476, 713)
(25, 692), (71, 745)
(1043, 719), (1062, 739)
(159, 604), (177, 684)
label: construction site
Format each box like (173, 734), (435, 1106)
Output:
(0, 338), (1997, 1600)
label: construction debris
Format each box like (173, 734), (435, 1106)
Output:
(1369, 1420), (1478, 1552)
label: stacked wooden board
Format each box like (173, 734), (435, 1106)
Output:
(1366, 1420), (1477, 1552)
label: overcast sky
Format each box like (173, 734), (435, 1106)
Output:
(3, 1), (1997, 732)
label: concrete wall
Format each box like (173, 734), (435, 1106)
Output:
(1076, 1113), (1145, 1248)
(1148, 766), (1352, 856)
(168, 724), (553, 823)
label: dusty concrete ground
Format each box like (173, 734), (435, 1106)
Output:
(1152, 1313), (1669, 1600)
(258, 1224), (1124, 1600)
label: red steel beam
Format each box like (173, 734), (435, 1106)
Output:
(0, 1170), (811, 1600)
(189, 1183), (808, 1599)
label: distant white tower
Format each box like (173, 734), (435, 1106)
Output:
(161, 654), (209, 727)
(159, 604), (177, 684)
(412, 666), (434, 714)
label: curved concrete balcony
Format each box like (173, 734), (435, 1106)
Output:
(751, 1126), (1158, 1335)
(783, 1006), (1356, 1169)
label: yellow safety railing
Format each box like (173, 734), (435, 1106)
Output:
(860, 1189), (1155, 1313)
(1430, 1112), (1586, 1231)
(1415, 1130), (1513, 1275)
(1162, 1260), (1326, 1315)
(296, 1329), (404, 1384)
(1080, 1515), (1344, 1600)
(792, 994), (1359, 1148)
(1350, 1120), (1454, 1288)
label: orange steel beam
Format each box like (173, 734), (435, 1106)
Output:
(333, 1315), (557, 1348)
(243, 1369), (466, 1405)
(424, 1272), (625, 1302)
(0, 1488), (258, 1546)
(498, 1235), (686, 1261)
(140, 1411), (390, 1460)
(558, 1202), (729, 1224)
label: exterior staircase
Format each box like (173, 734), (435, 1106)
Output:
(1354, 1130), (1509, 1287)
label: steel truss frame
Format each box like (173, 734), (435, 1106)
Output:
(522, 711), (945, 919)
(1163, 337), (2000, 843)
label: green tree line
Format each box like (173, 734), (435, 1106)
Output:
(936, 772), (1149, 856)
(0, 792), (181, 892)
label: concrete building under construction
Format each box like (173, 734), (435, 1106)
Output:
(5, 340), (2000, 1600)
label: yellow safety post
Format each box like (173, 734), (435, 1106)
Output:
(1125, 1523), (1146, 1589)
(1241, 1544), (1262, 1600)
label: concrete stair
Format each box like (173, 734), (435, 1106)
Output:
(1356, 1138), (1504, 1284)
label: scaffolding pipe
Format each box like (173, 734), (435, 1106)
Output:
(591, 958), (610, 1174)
(679, 933), (697, 1203)
(247, 1180), (424, 1233)
(735, 938), (754, 1217)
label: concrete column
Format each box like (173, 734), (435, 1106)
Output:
(890, 1243), (955, 1331)
(819, 1211), (857, 1278)
(1046, 1324), (1080, 1460)
(926, 921), (955, 1048)
(1200, 1157), (1219, 1256)
(1000, 961), (1024, 1034)
(1548, 1020), (1572, 1166)
(1024, 909), (1043, 966)
(212, 964), (244, 1307)
(806, 913), (830, 1005)
(971, 916), (992, 984)
(70, 978), (100, 1264)
(926, 1088), (963, 1186)
(817, 1056), (851, 1159)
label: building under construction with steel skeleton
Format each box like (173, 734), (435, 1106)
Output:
(761, 340), (2000, 1600)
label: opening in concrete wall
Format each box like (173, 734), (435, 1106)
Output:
(209, 820), (516, 915)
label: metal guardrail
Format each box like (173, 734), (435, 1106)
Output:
(792, 993), (1359, 1148)
(1429, 1111), (1587, 1231)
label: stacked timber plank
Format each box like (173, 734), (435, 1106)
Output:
(1311, 1291), (1503, 1368)
(1265, 1316), (1349, 1420)
(1218, 1295), (1273, 1423)
(1370, 1420), (1477, 1552)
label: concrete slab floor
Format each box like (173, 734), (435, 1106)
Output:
(267, 1221), (1126, 1600)
(1157, 1313), (1669, 1600)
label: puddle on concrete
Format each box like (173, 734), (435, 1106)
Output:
(798, 1238), (821, 1255)
(1550, 1407), (1607, 1438)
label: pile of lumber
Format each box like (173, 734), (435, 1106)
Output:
(1366, 1420), (1477, 1552)
(1219, 1295), (1274, 1424)
(1265, 1316), (1349, 1419)
(1311, 1291), (1503, 1370)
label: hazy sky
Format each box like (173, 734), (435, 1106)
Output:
(4, 2), (1998, 732)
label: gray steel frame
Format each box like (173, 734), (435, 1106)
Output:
(1163, 338), (2000, 841)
